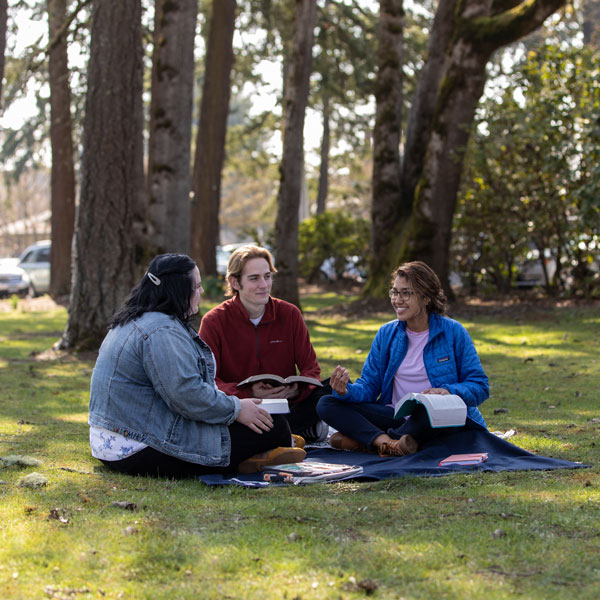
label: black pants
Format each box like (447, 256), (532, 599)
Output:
(100, 415), (292, 479)
(287, 378), (332, 435)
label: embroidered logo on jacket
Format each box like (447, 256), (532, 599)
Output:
(438, 356), (449, 363)
(270, 339), (283, 344)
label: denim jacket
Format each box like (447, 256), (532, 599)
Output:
(333, 313), (489, 428)
(89, 312), (241, 466)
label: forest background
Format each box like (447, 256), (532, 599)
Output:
(0, 0), (599, 351)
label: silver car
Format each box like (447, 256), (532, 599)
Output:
(18, 240), (51, 295)
(0, 258), (33, 297)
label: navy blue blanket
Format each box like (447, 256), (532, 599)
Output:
(197, 425), (589, 487)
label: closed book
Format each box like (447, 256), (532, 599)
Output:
(259, 399), (290, 414)
(439, 453), (488, 466)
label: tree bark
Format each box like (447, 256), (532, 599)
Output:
(363, 0), (403, 295)
(190, 0), (236, 277)
(147, 0), (197, 256)
(273, 0), (316, 307)
(366, 0), (567, 296)
(316, 93), (330, 215)
(61, 0), (144, 350)
(0, 0), (6, 113)
(47, 0), (76, 299)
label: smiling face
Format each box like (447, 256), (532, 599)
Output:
(188, 266), (203, 316)
(230, 257), (273, 318)
(390, 275), (429, 332)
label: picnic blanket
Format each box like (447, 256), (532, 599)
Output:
(197, 423), (589, 487)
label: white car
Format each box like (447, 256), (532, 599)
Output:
(18, 240), (51, 295)
(0, 258), (33, 297)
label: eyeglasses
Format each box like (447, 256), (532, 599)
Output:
(388, 288), (416, 301)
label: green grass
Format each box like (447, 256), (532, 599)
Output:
(0, 296), (599, 599)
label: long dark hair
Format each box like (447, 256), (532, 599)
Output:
(110, 254), (197, 327)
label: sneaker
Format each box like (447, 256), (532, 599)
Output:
(237, 447), (307, 474)
(329, 432), (372, 453)
(298, 420), (329, 443)
(378, 434), (418, 457)
(291, 434), (305, 449)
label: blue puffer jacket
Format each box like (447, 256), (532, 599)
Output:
(333, 313), (489, 428)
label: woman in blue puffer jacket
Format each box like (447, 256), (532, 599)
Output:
(317, 261), (489, 457)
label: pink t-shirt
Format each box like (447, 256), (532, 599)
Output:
(391, 328), (432, 407)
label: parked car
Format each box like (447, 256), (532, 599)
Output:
(514, 249), (557, 288)
(0, 258), (33, 297)
(18, 240), (51, 295)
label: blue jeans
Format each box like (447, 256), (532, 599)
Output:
(317, 395), (452, 449)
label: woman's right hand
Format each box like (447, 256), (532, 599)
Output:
(236, 398), (273, 434)
(330, 365), (350, 395)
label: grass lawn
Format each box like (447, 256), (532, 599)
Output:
(0, 293), (599, 599)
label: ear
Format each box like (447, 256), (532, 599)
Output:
(229, 275), (240, 292)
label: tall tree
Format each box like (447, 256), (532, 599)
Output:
(0, 0), (7, 112)
(369, 0), (403, 286)
(61, 0), (144, 350)
(147, 0), (198, 256)
(366, 0), (567, 296)
(273, 0), (316, 307)
(47, 0), (76, 298)
(190, 0), (236, 277)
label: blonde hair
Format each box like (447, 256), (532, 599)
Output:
(225, 245), (277, 296)
(393, 261), (447, 315)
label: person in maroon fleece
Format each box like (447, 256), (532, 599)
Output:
(199, 245), (330, 443)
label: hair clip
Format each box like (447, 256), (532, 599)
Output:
(146, 272), (161, 286)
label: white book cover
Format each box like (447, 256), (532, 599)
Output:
(259, 399), (290, 414)
(394, 393), (466, 428)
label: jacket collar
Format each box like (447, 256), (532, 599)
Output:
(396, 312), (442, 338)
(232, 294), (277, 323)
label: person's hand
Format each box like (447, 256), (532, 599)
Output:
(330, 365), (350, 395)
(422, 387), (449, 395)
(251, 381), (288, 399)
(236, 398), (274, 433)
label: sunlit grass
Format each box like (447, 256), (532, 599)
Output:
(0, 297), (599, 599)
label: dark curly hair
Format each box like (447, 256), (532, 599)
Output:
(392, 261), (448, 316)
(110, 254), (197, 327)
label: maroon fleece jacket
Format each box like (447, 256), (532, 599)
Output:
(199, 295), (321, 403)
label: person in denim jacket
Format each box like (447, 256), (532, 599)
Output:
(89, 253), (305, 478)
(317, 261), (489, 457)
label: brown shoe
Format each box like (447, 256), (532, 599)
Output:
(237, 447), (307, 474)
(378, 434), (418, 457)
(291, 434), (305, 449)
(329, 432), (373, 453)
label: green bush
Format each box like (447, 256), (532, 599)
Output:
(298, 211), (370, 282)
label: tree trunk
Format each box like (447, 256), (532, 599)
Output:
(366, 0), (567, 296)
(582, 0), (600, 49)
(0, 0), (7, 112)
(147, 0), (198, 256)
(47, 0), (76, 299)
(190, 0), (236, 277)
(273, 0), (316, 307)
(61, 0), (144, 351)
(316, 93), (330, 215)
(363, 0), (403, 296)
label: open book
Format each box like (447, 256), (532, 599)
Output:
(261, 460), (363, 484)
(237, 374), (322, 387)
(258, 399), (290, 414)
(394, 393), (467, 428)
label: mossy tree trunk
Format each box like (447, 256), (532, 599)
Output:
(273, 0), (317, 308)
(61, 0), (145, 350)
(47, 0), (76, 299)
(147, 0), (198, 256)
(191, 0), (236, 277)
(0, 0), (7, 111)
(364, 0), (404, 296)
(365, 0), (567, 297)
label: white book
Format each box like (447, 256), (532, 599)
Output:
(258, 399), (290, 414)
(393, 393), (467, 428)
